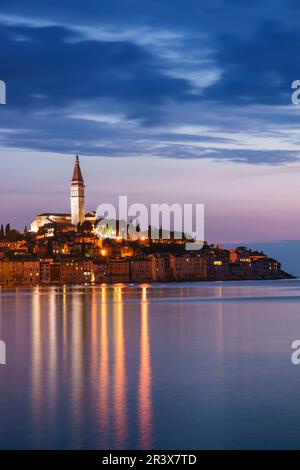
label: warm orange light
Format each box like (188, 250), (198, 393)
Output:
(138, 286), (152, 448)
(114, 286), (127, 447)
(98, 287), (109, 442)
(101, 249), (107, 256)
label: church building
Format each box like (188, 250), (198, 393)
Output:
(31, 156), (95, 232)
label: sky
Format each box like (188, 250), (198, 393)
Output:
(1, 1), (300, 245)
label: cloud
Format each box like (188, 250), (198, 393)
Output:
(0, 22), (195, 117)
(203, 20), (300, 105)
(0, 3), (300, 166)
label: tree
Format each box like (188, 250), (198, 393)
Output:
(5, 223), (10, 236)
(24, 225), (28, 234)
(46, 240), (53, 257)
(0, 225), (4, 239)
(38, 223), (55, 236)
(81, 220), (93, 233)
(6, 229), (20, 242)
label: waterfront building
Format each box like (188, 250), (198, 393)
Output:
(60, 259), (93, 284)
(0, 261), (16, 285)
(14, 260), (40, 285)
(0, 260), (39, 285)
(107, 259), (130, 283)
(208, 259), (230, 280)
(252, 257), (279, 277)
(93, 260), (107, 283)
(169, 254), (207, 281)
(149, 254), (170, 281)
(40, 260), (61, 284)
(130, 258), (152, 282)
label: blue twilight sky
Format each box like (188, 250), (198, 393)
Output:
(1, 0), (300, 248)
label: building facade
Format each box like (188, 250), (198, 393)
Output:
(169, 254), (207, 281)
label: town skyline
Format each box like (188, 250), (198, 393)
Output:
(0, 156), (292, 286)
(2, 151), (300, 245)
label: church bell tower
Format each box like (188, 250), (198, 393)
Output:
(70, 155), (85, 226)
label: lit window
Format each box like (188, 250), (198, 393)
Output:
(213, 261), (222, 266)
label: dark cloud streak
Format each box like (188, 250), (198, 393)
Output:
(0, 1), (300, 165)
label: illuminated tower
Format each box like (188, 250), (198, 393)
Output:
(70, 155), (85, 226)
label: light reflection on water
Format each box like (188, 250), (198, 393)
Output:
(1, 280), (300, 449)
(26, 283), (153, 449)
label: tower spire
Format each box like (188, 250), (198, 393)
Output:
(70, 155), (85, 226)
(72, 155), (84, 183)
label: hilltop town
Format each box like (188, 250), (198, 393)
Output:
(0, 157), (293, 286)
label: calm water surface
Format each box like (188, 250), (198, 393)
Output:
(1, 280), (300, 449)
